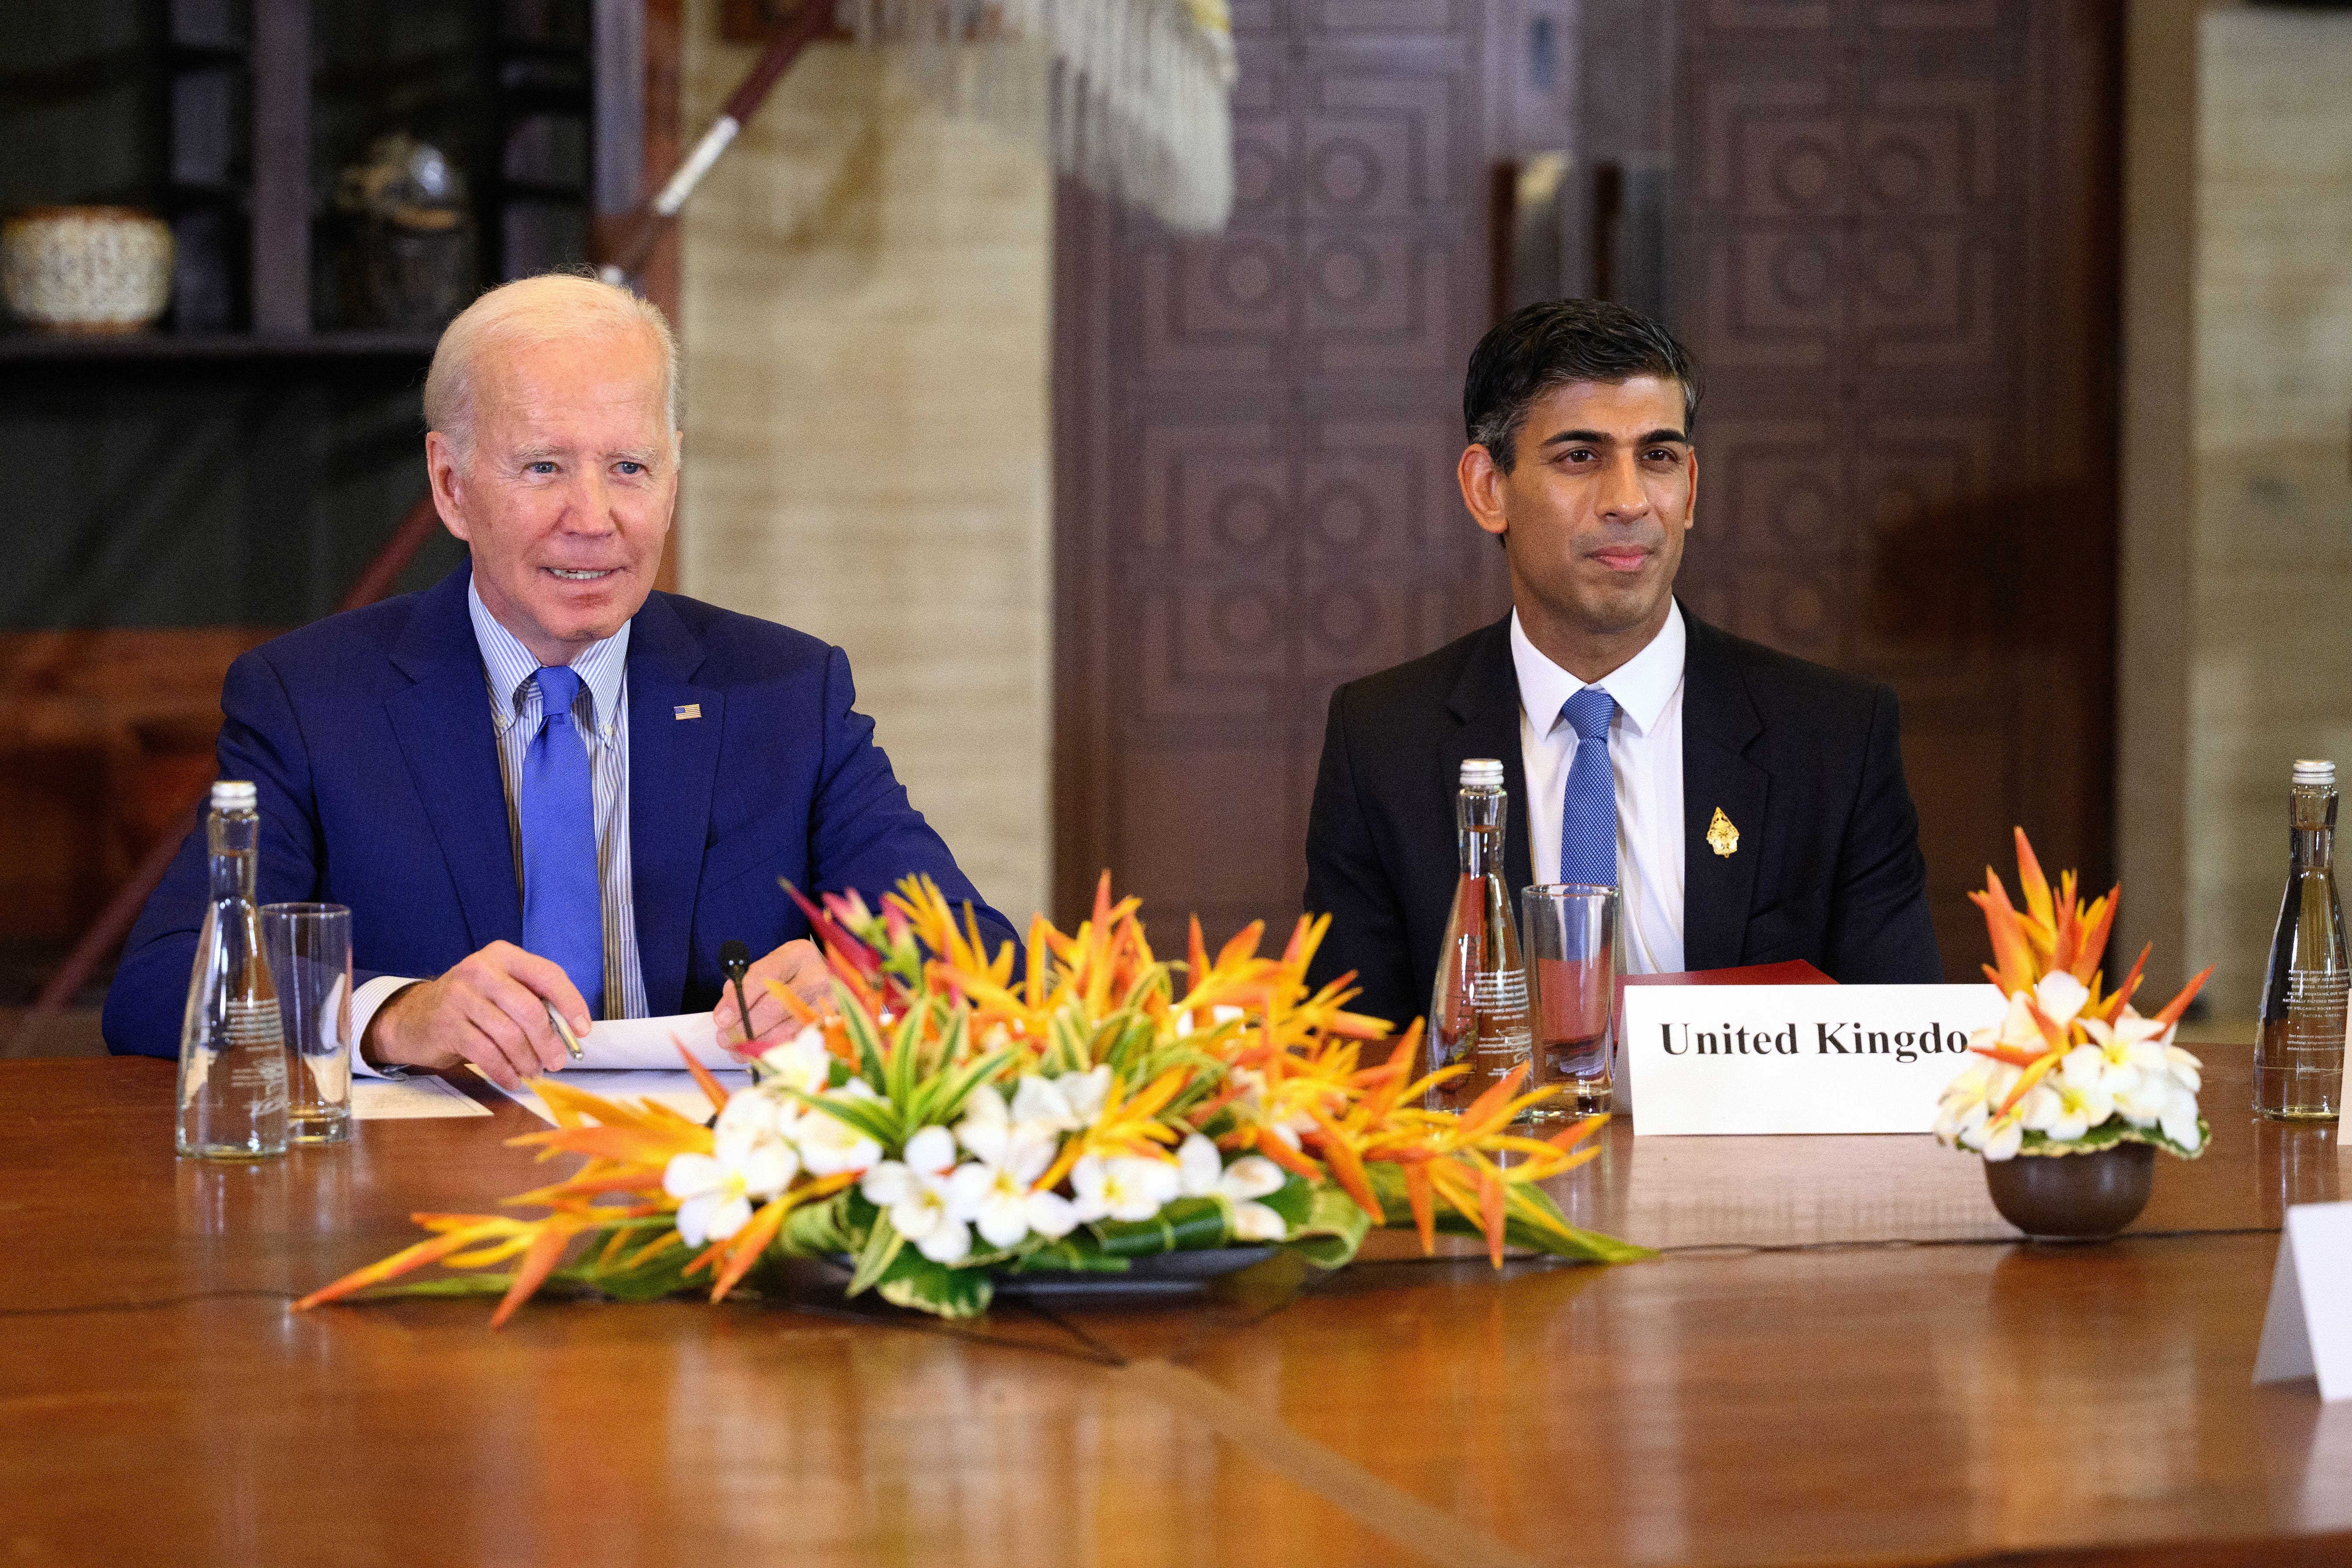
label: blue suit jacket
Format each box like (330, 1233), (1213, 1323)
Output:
(103, 563), (1017, 1057)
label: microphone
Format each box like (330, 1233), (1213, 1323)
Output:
(720, 940), (754, 1049)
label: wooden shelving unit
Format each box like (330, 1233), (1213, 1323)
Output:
(0, 329), (440, 360)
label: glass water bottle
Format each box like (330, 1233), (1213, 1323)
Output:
(1426, 758), (1533, 1112)
(2255, 759), (2347, 1121)
(176, 781), (289, 1159)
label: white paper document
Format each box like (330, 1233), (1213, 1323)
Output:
(2255, 1200), (2352, 1401)
(1620, 983), (2007, 1136)
(565, 1011), (740, 1070)
(492, 1067), (749, 1128)
(351, 1075), (492, 1119)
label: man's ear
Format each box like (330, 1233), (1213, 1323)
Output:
(1457, 444), (1510, 541)
(424, 431), (471, 543)
(1684, 444), (1699, 532)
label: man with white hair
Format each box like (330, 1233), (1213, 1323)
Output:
(103, 272), (1014, 1087)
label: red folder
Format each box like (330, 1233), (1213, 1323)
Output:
(1616, 959), (1833, 1022)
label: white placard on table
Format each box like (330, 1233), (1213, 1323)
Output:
(1620, 983), (2005, 1136)
(2255, 1201), (2352, 1401)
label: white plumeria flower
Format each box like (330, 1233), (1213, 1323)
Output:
(2018, 1047), (2115, 1142)
(758, 1025), (834, 1096)
(1010, 1068), (1111, 1133)
(859, 1125), (970, 1262)
(1934, 1059), (2020, 1146)
(2035, 970), (2090, 1029)
(945, 1124), (1062, 1249)
(2159, 1079), (2203, 1152)
(1975, 1114), (2025, 1161)
(1067, 1153), (1182, 1223)
(713, 1083), (803, 1159)
(956, 1083), (1066, 1165)
(1174, 1134), (1289, 1241)
(663, 1138), (796, 1247)
(796, 1080), (884, 1176)
(2163, 1043), (2203, 1096)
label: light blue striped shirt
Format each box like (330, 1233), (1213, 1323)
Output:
(467, 581), (649, 1020)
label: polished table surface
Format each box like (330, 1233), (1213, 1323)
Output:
(2, 1052), (2347, 1568)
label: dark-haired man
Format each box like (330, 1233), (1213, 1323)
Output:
(1303, 299), (1939, 1030)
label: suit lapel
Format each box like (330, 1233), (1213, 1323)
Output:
(625, 594), (721, 1014)
(1681, 610), (1768, 970)
(385, 565), (521, 951)
(1444, 619), (1534, 896)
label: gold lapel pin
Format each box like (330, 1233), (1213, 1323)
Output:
(1707, 807), (1740, 858)
(674, 704), (701, 721)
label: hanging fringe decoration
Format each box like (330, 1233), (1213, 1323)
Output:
(842, 0), (1237, 234)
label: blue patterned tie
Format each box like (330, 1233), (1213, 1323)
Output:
(1559, 686), (1618, 888)
(520, 665), (604, 1018)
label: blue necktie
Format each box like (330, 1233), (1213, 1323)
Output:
(520, 665), (604, 1018)
(1559, 686), (1617, 888)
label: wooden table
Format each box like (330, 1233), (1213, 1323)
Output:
(2, 1053), (2346, 1567)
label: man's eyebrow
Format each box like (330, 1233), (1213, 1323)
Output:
(1537, 427), (1691, 449)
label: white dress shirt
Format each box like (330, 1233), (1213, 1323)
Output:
(1512, 602), (1687, 975)
(352, 583), (648, 1075)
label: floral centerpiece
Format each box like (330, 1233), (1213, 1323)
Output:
(298, 877), (1653, 1323)
(1934, 830), (2213, 1169)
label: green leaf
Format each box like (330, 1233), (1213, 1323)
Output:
(887, 1000), (928, 1110)
(874, 1250), (995, 1318)
(1090, 1195), (1233, 1257)
(774, 1191), (859, 1257)
(907, 1042), (1010, 1132)
(1355, 1162), (1654, 1265)
(1011, 1237), (1131, 1273)
(1046, 1005), (1092, 1075)
(846, 1210), (906, 1296)
(788, 1086), (902, 1150)
(1282, 1183), (1374, 1269)
(1118, 961), (1176, 1014)
(837, 987), (891, 1091)
(1257, 1171), (1315, 1228)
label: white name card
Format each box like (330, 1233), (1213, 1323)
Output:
(2255, 1202), (2352, 1401)
(1621, 983), (2005, 1136)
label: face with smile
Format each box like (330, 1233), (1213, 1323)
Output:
(1457, 374), (1696, 683)
(426, 327), (677, 668)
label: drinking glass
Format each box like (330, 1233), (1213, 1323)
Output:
(1520, 884), (1618, 1122)
(261, 903), (353, 1145)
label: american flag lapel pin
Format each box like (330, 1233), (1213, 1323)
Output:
(674, 703), (701, 721)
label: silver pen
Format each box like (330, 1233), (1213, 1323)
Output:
(544, 998), (585, 1061)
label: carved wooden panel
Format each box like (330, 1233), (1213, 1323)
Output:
(1055, 0), (1512, 939)
(1673, 0), (2119, 975)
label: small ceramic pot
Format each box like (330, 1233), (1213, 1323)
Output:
(1983, 1141), (2156, 1239)
(2, 206), (174, 333)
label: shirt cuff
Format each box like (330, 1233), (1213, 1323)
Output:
(351, 975), (422, 1079)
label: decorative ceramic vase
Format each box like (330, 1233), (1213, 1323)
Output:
(1983, 1142), (2156, 1239)
(1, 206), (175, 333)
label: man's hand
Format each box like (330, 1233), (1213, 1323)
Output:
(363, 942), (593, 1091)
(712, 938), (833, 1050)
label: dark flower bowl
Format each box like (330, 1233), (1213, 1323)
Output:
(1982, 1141), (2156, 1239)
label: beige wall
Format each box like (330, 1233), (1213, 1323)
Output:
(675, 6), (1054, 929)
(2184, 9), (2352, 1014)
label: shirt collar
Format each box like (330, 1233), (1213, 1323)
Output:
(468, 576), (631, 739)
(1510, 599), (1686, 739)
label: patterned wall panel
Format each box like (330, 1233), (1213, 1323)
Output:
(1056, 0), (1512, 939)
(1673, 0), (2118, 978)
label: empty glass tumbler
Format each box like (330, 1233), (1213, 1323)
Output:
(1520, 883), (1620, 1122)
(261, 903), (354, 1145)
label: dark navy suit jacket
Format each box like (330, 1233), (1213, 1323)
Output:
(103, 562), (1016, 1057)
(1302, 605), (1942, 1029)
